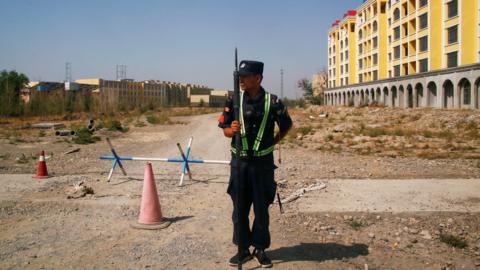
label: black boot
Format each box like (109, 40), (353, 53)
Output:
(253, 248), (272, 268)
(229, 249), (253, 266)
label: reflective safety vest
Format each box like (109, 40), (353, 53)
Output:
(231, 91), (274, 157)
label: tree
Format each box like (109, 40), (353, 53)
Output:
(297, 78), (313, 99)
(0, 70), (29, 116)
(297, 78), (322, 105)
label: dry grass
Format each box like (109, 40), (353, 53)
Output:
(287, 106), (480, 160)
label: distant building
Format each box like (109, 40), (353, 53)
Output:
(23, 78), (227, 111)
(325, 0), (480, 109)
(312, 72), (328, 97)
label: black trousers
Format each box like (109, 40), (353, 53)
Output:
(227, 157), (277, 250)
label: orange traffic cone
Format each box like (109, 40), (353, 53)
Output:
(131, 163), (171, 230)
(33, 151), (51, 179)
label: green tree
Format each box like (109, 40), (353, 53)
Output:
(0, 70), (29, 116)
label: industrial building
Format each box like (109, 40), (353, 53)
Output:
(23, 78), (228, 112)
(325, 0), (480, 109)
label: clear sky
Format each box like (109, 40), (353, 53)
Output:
(0, 0), (359, 98)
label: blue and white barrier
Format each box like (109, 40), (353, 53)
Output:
(99, 137), (229, 185)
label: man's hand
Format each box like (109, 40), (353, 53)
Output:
(223, 120), (241, 138)
(231, 120), (240, 133)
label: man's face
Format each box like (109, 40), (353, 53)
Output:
(240, 74), (262, 91)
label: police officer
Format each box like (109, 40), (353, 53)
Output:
(218, 60), (292, 268)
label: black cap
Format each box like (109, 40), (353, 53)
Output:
(238, 60), (264, 76)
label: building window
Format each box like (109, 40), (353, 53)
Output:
(394, 8), (400, 21)
(389, 53), (392, 61)
(345, 38), (349, 46)
(359, 59), (363, 69)
(447, 51), (458, 68)
(341, 53), (343, 61)
(419, 36), (428, 52)
(420, 0), (428, 8)
(394, 46), (400, 59)
(359, 74), (363, 83)
(394, 65), (400, 77)
(359, 44), (363, 54)
(345, 78), (349, 85)
(345, 51), (349, 60)
(373, 21), (378, 32)
(394, 26), (400, 40)
(419, 58), (428, 72)
(373, 70), (378, 80)
(345, 64), (349, 73)
(448, 0), (458, 18)
(373, 37), (378, 48)
(419, 13), (428, 29)
(447, 25), (458, 44)
(373, 53), (378, 65)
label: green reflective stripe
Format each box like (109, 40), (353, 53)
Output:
(239, 91), (249, 151)
(231, 146), (273, 157)
(253, 93), (271, 151)
(253, 145), (274, 157)
(230, 147), (247, 156)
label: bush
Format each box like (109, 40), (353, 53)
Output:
(72, 127), (100, 144)
(363, 127), (388, 137)
(103, 119), (127, 132)
(146, 114), (170, 125)
(437, 130), (455, 141)
(439, 234), (467, 249)
(297, 126), (313, 136)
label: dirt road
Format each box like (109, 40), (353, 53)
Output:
(1, 113), (480, 269)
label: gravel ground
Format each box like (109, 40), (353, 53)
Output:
(1, 108), (480, 269)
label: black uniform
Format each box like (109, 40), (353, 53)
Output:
(218, 87), (292, 250)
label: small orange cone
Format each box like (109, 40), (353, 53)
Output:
(131, 163), (171, 230)
(33, 151), (51, 179)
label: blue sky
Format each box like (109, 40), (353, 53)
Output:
(0, 0), (359, 98)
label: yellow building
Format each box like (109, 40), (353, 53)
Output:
(328, 10), (358, 88)
(327, 0), (479, 88)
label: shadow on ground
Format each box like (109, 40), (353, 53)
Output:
(256, 242), (369, 268)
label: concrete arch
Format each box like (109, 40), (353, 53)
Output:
(355, 90), (360, 106)
(427, 81), (437, 107)
(382, 87), (389, 106)
(360, 90), (365, 106)
(443, 80), (454, 109)
(475, 78), (480, 109)
(376, 88), (381, 103)
(370, 88), (375, 104)
(399, 85), (405, 108)
(391, 86), (398, 107)
(347, 91), (353, 106)
(406, 84), (413, 108)
(415, 83), (424, 108)
(458, 78), (472, 109)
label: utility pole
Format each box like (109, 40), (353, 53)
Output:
(116, 65), (127, 81)
(65, 62), (72, 82)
